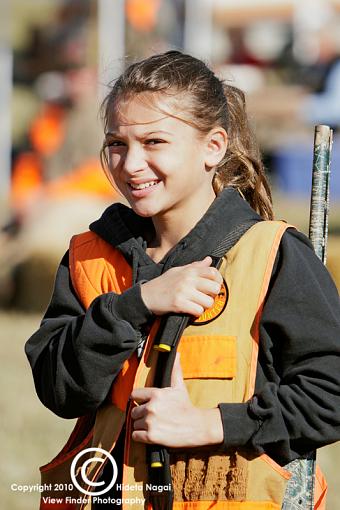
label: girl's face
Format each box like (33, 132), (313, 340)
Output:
(105, 93), (225, 219)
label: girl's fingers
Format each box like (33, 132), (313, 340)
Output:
(190, 289), (215, 310)
(178, 289), (219, 316)
(131, 387), (154, 404)
(131, 403), (147, 420)
(179, 292), (214, 317)
(181, 300), (205, 317)
(196, 278), (222, 297)
(131, 430), (150, 443)
(194, 266), (223, 284)
(132, 417), (148, 431)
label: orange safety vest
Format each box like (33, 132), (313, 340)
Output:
(39, 221), (327, 510)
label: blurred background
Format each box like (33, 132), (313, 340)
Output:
(1, 0), (340, 508)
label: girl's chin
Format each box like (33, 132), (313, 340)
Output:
(130, 203), (160, 218)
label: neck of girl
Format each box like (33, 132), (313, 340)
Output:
(147, 188), (216, 262)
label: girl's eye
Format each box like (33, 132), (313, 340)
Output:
(107, 140), (125, 147)
(145, 139), (165, 145)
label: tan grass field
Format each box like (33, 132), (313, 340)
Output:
(1, 311), (339, 510)
(1, 312), (75, 510)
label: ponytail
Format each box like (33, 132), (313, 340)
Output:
(213, 85), (273, 220)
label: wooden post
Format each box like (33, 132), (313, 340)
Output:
(184, 0), (214, 61)
(97, 0), (125, 101)
(0, 0), (12, 200)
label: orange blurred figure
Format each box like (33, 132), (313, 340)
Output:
(11, 152), (43, 213)
(126, 0), (161, 32)
(29, 104), (66, 156)
(45, 159), (118, 201)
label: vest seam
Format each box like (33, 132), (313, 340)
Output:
(72, 230), (97, 246)
(77, 262), (103, 299)
(72, 231), (120, 254)
(102, 257), (121, 294)
(71, 234), (120, 302)
(247, 221), (292, 400)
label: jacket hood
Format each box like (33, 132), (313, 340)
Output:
(90, 187), (261, 284)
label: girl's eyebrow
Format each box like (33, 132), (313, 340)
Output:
(105, 130), (173, 138)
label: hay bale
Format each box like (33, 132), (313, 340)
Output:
(13, 253), (61, 312)
(7, 195), (117, 312)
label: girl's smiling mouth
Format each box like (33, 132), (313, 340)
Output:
(128, 179), (161, 196)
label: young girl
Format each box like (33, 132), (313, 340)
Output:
(25, 51), (340, 510)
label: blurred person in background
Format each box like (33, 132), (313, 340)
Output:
(10, 0), (101, 222)
(299, 19), (340, 132)
(8, 69), (114, 232)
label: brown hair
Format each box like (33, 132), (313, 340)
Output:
(100, 51), (273, 220)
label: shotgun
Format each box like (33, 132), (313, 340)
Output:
(282, 125), (333, 510)
(308, 124), (333, 504)
(309, 125), (333, 264)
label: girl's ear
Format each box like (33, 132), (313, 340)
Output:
(204, 128), (228, 169)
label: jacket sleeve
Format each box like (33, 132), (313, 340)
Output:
(218, 228), (340, 465)
(24, 250), (153, 419)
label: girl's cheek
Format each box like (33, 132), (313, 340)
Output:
(109, 153), (123, 172)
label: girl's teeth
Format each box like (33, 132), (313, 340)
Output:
(130, 181), (159, 190)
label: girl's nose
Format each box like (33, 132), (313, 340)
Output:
(123, 145), (148, 174)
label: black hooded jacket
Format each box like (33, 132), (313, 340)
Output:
(25, 188), (340, 466)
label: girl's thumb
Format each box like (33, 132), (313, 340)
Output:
(190, 256), (212, 267)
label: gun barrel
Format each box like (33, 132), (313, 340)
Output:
(309, 125), (333, 264)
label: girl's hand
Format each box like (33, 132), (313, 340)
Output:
(130, 353), (224, 448)
(140, 256), (223, 316)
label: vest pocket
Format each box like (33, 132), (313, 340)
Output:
(245, 454), (291, 507)
(260, 454), (292, 480)
(178, 335), (237, 379)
